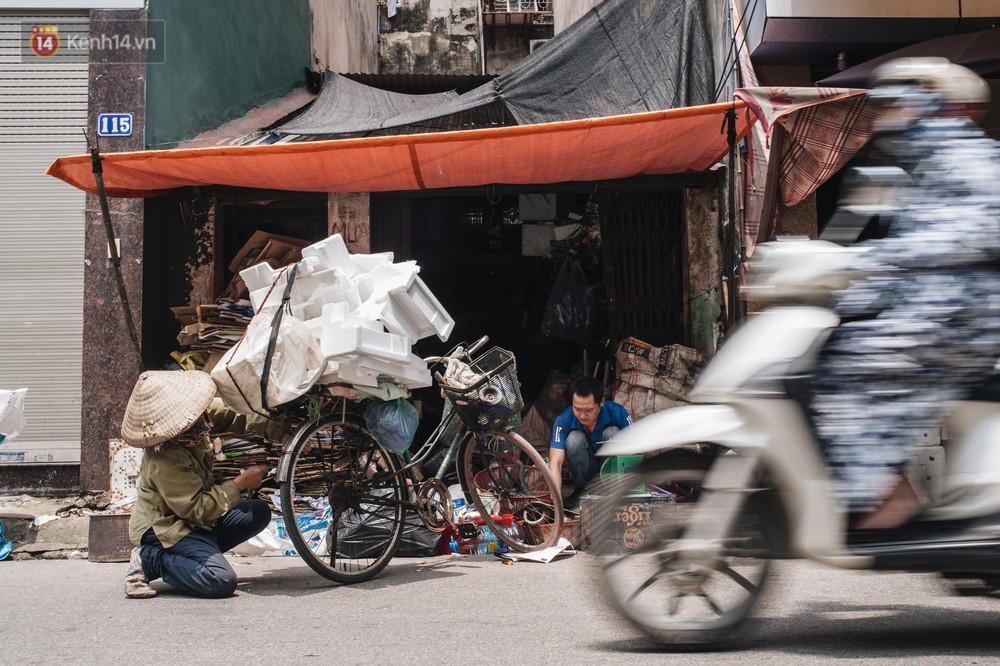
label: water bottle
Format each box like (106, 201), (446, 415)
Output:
(477, 526), (499, 554)
(504, 519), (524, 546)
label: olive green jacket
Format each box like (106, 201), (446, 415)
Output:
(128, 438), (242, 548)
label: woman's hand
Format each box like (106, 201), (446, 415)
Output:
(233, 465), (269, 491)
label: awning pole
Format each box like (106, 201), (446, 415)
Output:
(724, 106), (739, 332)
(87, 132), (144, 372)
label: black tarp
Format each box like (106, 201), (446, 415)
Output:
(270, 0), (715, 140)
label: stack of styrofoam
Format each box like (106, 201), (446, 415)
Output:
(239, 234), (454, 391)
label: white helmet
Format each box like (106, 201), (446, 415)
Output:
(870, 57), (989, 126)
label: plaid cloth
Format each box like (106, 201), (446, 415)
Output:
(735, 87), (882, 242)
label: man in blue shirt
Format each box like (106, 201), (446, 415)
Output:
(548, 377), (632, 509)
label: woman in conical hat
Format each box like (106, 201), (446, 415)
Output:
(121, 370), (270, 599)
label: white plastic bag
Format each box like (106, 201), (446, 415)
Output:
(0, 388), (27, 445)
(212, 306), (324, 415)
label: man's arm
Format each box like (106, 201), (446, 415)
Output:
(548, 447), (565, 497)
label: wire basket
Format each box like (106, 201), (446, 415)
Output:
(442, 347), (524, 431)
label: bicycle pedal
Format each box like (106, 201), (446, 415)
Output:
(457, 521), (479, 540)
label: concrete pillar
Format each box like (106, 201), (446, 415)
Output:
(684, 186), (724, 356)
(328, 193), (371, 253)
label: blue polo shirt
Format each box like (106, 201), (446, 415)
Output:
(550, 400), (632, 452)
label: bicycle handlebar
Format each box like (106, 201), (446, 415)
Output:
(422, 335), (490, 365)
(466, 335), (489, 357)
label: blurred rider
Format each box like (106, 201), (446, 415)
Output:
(810, 58), (1000, 530)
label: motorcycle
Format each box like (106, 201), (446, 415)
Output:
(589, 227), (1000, 647)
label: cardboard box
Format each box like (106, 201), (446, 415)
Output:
(578, 494), (678, 553)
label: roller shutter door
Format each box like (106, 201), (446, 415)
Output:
(0, 11), (88, 463)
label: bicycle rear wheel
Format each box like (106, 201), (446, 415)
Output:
(461, 430), (564, 552)
(279, 413), (406, 584)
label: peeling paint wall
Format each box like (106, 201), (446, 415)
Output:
(379, 0), (482, 74)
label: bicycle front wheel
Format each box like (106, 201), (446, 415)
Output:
(279, 413), (406, 584)
(461, 430), (564, 552)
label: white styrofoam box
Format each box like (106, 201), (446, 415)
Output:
(320, 301), (350, 322)
(352, 252), (394, 273)
(368, 261), (419, 295)
(380, 295), (437, 342)
(291, 268), (343, 303)
(357, 353), (432, 389)
(521, 223), (555, 256)
(352, 272), (374, 302)
(318, 301), (381, 331)
(380, 274), (454, 342)
(399, 274), (454, 340)
(296, 255), (323, 276)
(240, 261), (282, 294)
(301, 234), (357, 277)
(249, 286), (274, 313)
(320, 358), (380, 387)
(319, 323), (411, 362)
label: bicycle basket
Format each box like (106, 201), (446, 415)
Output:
(441, 347), (524, 431)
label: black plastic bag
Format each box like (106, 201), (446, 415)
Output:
(336, 489), (442, 559)
(540, 258), (597, 343)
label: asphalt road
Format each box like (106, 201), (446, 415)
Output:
(4, 553), (1000, 665)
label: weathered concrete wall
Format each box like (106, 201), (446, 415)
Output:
(684, 185), (725, 356)
(81, 9), (147, 492)
(311, 0), (378, 73)
(379, 0), (482, 74)
(484, 24), (529, 75)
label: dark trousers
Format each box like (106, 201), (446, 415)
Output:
(564, 426), (620, 490)
(140, 499), (270, 599)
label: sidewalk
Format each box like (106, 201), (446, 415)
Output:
(0, 493), (110, 560)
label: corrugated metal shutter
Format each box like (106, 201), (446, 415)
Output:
(0, 11), (88, 463)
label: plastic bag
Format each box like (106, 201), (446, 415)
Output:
(336, 489), (442, 558)
(540, 259), (597, 343)
(0, 388), (28, 445)
(211, 305), (324, 415)
(364, 398), (419, 454)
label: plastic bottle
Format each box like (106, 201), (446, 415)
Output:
(448, 536), (459, 554)
(477, 526), (497, 554)
(504, 519), (524, 547)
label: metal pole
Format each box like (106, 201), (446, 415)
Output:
(87, 132), (144, 372)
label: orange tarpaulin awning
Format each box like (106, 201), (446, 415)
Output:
(46, 101), (750, 198)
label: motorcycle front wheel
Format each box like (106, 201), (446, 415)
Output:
(590, 450), (774, 647)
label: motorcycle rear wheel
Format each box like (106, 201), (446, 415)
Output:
(591, 450), (774, 647)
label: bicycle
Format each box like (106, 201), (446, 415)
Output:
(273, 336), (565, 584)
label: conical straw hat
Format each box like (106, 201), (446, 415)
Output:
(121, 371), (217, 448)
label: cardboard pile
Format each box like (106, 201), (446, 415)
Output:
(212, 233), (455, 414)
(172, 232), (311, 372)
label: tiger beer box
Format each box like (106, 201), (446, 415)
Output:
(578, 494), (678, 553)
